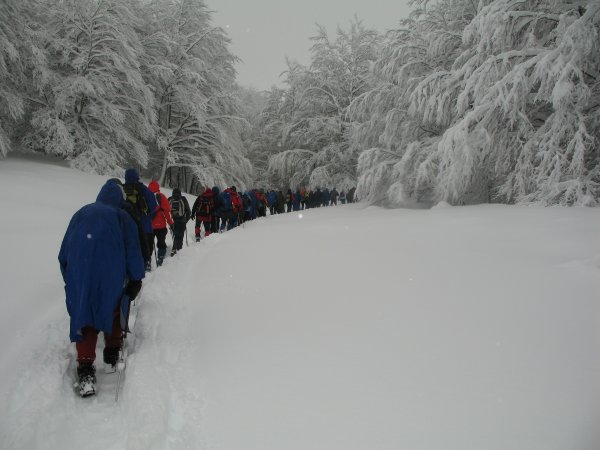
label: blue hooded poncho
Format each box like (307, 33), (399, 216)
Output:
(58, 182), (145, 342)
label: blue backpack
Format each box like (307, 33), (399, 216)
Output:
(221, 191), (232, 212)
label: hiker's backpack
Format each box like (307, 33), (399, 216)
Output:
(221, 191), (232, 212)
(123, 183), (148, 223)
(231, 192), (242, 213)
(197, 195), (212, 218)
(170, 197), (186, 219)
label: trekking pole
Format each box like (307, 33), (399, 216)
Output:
(153, 240), (158, 267)
(115, 293), (132, 403)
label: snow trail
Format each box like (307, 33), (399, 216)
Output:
(1, 156), (600, 450)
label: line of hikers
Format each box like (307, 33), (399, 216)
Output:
(59, 169), (356, 395)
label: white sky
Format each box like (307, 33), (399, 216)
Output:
(205, 0), (413, 91)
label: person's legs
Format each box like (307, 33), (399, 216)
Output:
(203, 219), (212, 236)
(194, 217), (202, 241)
(103, 309), (123, 370)
(173, 221), (185, 251)
(154, 228), (167, 265)
(76, 326), (98, 396)
(76, 327), (98, 364)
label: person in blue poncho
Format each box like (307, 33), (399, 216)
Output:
(59, 181), (145, 397)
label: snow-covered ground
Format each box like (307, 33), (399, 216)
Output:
(1, 155), (599, 450)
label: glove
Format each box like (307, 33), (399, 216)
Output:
(125, 279), (142, 301)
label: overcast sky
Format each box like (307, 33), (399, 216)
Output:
(205, 0), (412, 91)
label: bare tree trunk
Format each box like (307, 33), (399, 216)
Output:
(158, 101), (172, 185)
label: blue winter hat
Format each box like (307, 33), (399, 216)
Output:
(125, 168), (139, 184)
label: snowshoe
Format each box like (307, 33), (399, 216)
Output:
(77, 363), (96, 397)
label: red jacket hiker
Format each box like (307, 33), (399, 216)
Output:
(148, 180), (174, 230)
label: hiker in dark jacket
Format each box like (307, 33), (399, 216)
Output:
(168, 188), (191, 255)
(347, 187), (356, 203)
(285, 189), (293, 213)
(191, 187), (215, 241)
(59, 181), (144, 397)
(330, 188), (339, 206)
(123, 168), (158, 272)
(293, 189), (302, 211)
(276, 190), (285, 214)
(267, 190), (277, 215)
(211, 186), (223, 233)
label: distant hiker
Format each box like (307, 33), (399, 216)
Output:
(211, 186), (223, 233)
(58, 181), (144, 397)
(285, 189), (293, 213)
(347, 187), (356, 203)
(220, 186), (243, 230)
(330, 188), (339, 206)
(339, 190), (346, 204)
(168, 188), (191, 255)
(267, 190), (277, 215)
(255, 190), (268, 217)
(276, 190), (285, 214)
(300, 187), (307, 210)
(123, 168), (159, 272)
(322, 188), (331, 207)
(293, 188), (302, 211)
(148, 180), (174, 266)
(191, 187), (214, 241)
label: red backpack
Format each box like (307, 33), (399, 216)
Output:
(231, 191), (243, 213)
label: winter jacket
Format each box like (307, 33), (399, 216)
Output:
(168, 188), (191, 222)
(192, 188), (215, 219)
(148, 180), (174, 230)
(293, 189), (302, 211)
(124, 168), (159, 234)
(59, 182), (145, 342)
(267, 190), (277, 206)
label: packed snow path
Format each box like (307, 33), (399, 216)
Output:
(1, 157), (599, 450)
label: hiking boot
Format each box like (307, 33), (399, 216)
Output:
(170, 248), (177, 257)
(77, 362), (96, 397)
(103, 347), (120, 373)
(157, 247), (166, 267)
(195, 235), (201, 242)
(144, 260), (152, 272)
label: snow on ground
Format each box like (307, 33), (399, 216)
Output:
(1, 155), (599, 450)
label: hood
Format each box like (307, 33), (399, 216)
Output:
(172, 188), (182, 198)
(125, 168), (139, 184)
(203, 187), (213, 196)
(212, 186), (220, 195)
(148, 180), (160, 193)
(97, 181), (125, 208)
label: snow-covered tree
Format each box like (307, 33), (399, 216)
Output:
(0, 0), (44, 157)
(350, 0), (476, 205)
(140, 0), (251, 190)
(24, 0), (157, 174)
(267, 21), (381, 190)
(354, 0), (600, 206)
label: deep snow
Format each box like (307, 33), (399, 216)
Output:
(0, 155), (599, 450)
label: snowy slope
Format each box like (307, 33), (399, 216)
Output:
(1, 155), (599, 450)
